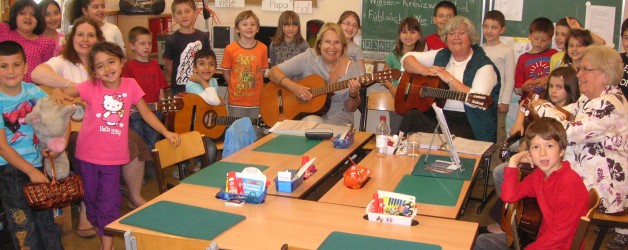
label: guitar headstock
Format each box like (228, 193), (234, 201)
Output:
(466, 93), (493, 109)
(371, 69), (401, 83)
(157, 97), (183, 112)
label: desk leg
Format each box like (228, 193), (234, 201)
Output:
(461, 144), (497, 215)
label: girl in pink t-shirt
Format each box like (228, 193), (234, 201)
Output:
(38, 0), (64, 56)
(53, 42), (179, 250)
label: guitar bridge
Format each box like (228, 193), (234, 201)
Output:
(278, 89), (284, 114)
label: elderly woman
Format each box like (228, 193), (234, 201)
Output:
(399, 16), (500, 142)
(31, 16), (151, 239)
(268, 22), (363, 126)
(541, 45), (628, 249)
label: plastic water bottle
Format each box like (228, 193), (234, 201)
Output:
(375, 116), (390, 157)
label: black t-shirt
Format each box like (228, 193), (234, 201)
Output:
(163, 30), (211, 95)
(619, 53), (628, 99)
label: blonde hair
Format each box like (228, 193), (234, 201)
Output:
(583, 45), (623, 86)
(314, 23), (347, 56)
(234, 10), (259, 38)
(440, 16), (479, 45)
(271, 11), (304, 46)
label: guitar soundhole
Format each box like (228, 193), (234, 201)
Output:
(202, 111), (217, 129)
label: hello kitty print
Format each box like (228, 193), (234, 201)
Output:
(100, 94), (125, 127)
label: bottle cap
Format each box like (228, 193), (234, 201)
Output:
(380, 115), (386, 121)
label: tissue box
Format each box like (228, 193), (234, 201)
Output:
(365, 190), (416, 226)
(273, 169), (303, 193)
(343, 165), (371, 189)
(332, 131), (354, 148)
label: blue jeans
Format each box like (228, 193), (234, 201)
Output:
(493, 162), (507, 197)
(129, 111), (162, 151)
(473, 232), (509, 250)
(0, 165), (63, 250)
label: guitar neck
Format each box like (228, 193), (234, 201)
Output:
(310, 73), (373, 97)
(421, 86), (468, 102)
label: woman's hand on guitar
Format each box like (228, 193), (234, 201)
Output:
(348, 79), (361, 97)
(290, 84), (312, 101)
(508, 150), (532, 169)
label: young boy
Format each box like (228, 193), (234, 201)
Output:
(514, 17), (556, 99)
(475, 117), (588, 249)
(221, 10), (269, 120)
(122, 26), (169, 152)
(425, 1), (457, 51)
(481, 10), (515, 141)
(163, 0), (211, 96)
(0, 41), (63, 250)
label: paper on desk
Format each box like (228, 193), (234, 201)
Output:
(413, 132), (492, 155)
(269, 120), (350, 137)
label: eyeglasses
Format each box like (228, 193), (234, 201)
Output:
(568, 43), (584, 49)
(341, 22), (359, 29)
(448, 31), (467, 37)
(576, 67), (600, 73)
(436, 14), (453, 19)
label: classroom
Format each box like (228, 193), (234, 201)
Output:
(1, 0), (628, 249)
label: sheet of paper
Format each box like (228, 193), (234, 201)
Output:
(214, 0), (244, 8)
(262, 0), (293, 12)
(294, 1), (312, 14)
(585, 4), (616, 48)
(494, 0), (523, 21)
(268, 120), (318, 136)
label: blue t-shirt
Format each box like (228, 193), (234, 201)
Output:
(0, 82), (47, 167)
(185, 78), (218, 94)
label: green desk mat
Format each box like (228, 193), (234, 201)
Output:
(119, 201), (245, 240)
(394, 175), (463, 207)
(252, 135), (322, 155)
(181, 162), (268, 188)
(411, 155), (476, 180)
(317, 231), (441, 250)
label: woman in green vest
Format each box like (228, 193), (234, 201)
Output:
(399, 16), (500, 142)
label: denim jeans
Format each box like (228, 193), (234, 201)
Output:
(129, 111), (162, 151)
(473, 232), (509, 250)
(0, 165), (63, 250)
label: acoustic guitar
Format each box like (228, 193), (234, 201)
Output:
(71, 97), (182, 122)
(394, 72), (493, 115)
(260, 69), (401, 127)
(500, 167), (542, 248)
(174, 93), (265, 140)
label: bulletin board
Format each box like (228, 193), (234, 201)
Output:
(497, 0), (623, 48)
(361, 0), (487, 52)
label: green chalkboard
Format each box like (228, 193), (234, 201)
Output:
(497, 0), (623, 49)
(361, 0), (486, 52)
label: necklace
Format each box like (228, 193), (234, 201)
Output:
(325, 58), (339, 72)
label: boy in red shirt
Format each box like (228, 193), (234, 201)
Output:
(425, 1), (456, 50)
(514, 17), (557, 100)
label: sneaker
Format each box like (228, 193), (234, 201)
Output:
(191, 162), (201, 173)
(607, 233), (628, 250)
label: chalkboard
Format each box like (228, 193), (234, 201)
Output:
(498, 0), (623, 48)
(361, 0), (486, 52)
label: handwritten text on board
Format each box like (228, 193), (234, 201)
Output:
(262, 0), (293, 12)
(215, 0), (245, 8)
(294, 1), (312, 13)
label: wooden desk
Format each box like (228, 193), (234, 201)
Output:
(220, 132), (372, 199)
(318, 150), (481, 219)
(106, 184), (478, 249)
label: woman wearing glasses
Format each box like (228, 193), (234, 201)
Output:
(399, 16), (500, 142)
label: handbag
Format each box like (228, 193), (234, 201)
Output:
(119, 0), (165, 15)
(23, 156), (84, 210)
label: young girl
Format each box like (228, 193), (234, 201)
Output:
(70, 0), (125, 54)
(337, 11), (365, 71)
(38, 0), (63, 56)
(383, 17), (424, 134)
(562, 29), (593, 70)
(54, 42), (179, 250)
(550, 17), (605, 71)
(269, 11), (309, 67)
(0, 0), (55, 82)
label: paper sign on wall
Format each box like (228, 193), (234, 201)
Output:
(262, 0), (293, 12)
(294, 1), (312, 14)
(215, 0), (245, 8)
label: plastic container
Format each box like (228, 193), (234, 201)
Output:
(273, 169), (304, 193)
(375, 116), (390, 157)
(215, 188), (267, 204)
(332, 131), (355, 148)
(365, 190), (416, 226)
(343, 165), (371, 189)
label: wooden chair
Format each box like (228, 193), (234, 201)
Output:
(510, 209), (522, 250)
(124, 230), (212, 250)
(570, 188), (600, 250)
(360, 91), (395, 150)
(590, 205), (628, 249)
(151, 131), (209, 193)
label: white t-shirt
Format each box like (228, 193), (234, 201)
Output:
(482, 42), (515, 105)
(101, 22), (125, 56)
(45, 56), (89, 83)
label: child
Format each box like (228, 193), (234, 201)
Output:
(481, 10), (515, 148)
(514, 17), (556, 99)
(0, 40), (63, 250)
(221, 10), (269, 119)
(561, 29), (593, 70)
(38, 0), (64, 56)
(122, 26), (168, 155)
(54, 41), (179, 250)
(0, 0), (55, 83)
(383, 17), (424, 134)
(476, 117), (589, 249)
(70, 0), (125, 54)
(425, 1), (457, 50)
(163, 0), (211, 95)
(618, 18), (628, 99)
(187, 48), (221, 105)
(269, 11), (309, 67)
(337, 11), (365, 71)
(550, 17), (606, 71)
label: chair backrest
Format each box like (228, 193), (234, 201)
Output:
(125, 230), (212, 250)
(151, 131), (207, 193)
(359, 91), (395, 131)
(510, 210), (522, 250)
(570, 188), (600, 250)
